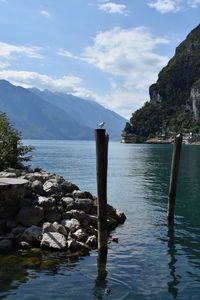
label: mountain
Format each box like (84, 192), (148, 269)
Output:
(29, 88), (126, 139)
(0, 80), (93, 140)
(0, 80), (126, 140)
(122, 24), (200, 142)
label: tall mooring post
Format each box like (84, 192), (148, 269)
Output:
(167, 133), (182, 221)
(95, 129), (109, 253)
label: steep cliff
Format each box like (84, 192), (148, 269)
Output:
(122, 24), (200, 141)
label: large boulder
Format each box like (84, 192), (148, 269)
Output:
(45, 209), (62, 223)
(43, 180), (62, 195)
(60, 197), (76, 211)
(72, 190), (93, 200)
(73, 229), (88, 242)
(16, 205), (44, 226)
(42, 222), (68, 236)
(11, 225), (27, 239)
(31, 180), (44, 195)
(37, 196), (56, 211)
(0, 178), (28, 206)
(41, 232), (67, 250)
(60, 218), (80, 233)
(74, 199), (93, 213)
(20, 225), (42, 245)
(61, 181), (79, 194)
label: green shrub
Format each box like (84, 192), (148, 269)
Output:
(0, 113), (33, 171)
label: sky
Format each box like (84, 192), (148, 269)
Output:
(0, 0), (199, 119)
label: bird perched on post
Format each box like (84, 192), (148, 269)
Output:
(98, 121), (105, 128)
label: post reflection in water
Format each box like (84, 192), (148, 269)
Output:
(93, 249), (109, 300)
(167, 220), (180, 298)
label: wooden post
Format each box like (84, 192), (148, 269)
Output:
(167, 133), (182, 221)
(95, 129), (109, 253)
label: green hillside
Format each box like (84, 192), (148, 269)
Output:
(122, 24), (200, 142)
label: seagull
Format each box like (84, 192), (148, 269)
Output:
(98, 121), (106, 128)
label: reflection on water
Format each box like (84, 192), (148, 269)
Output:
(1, 141), (200, 299)
(167, 221), (180, 298)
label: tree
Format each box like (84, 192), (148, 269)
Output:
(0, 112), (33, 171)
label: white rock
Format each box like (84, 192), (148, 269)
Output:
(60, 218), (80, 232)
(41, 232), (67, 250)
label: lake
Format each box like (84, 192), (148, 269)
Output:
(1, 140), (200, 300)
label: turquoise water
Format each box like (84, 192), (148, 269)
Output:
(1, 140), (200, 299)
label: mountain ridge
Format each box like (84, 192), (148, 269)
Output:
(0, 80), (126, 140)
(122, 23), (200, 142)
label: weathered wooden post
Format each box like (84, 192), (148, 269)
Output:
(95, 129), (109, 253)
(167, 133), (182, 221)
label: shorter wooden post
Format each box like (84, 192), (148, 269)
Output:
(167, 133), (182, 221)
(95, 129), (109, 253)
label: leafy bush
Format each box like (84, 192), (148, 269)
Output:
(0, 113), (33, 171)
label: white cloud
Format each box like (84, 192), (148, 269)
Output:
(58, 26), (169, 118)
(57, 48), (79, 60)
(0, 70), (98, 101)
(98, 2), (128, 15)
(0, 42), (43, 68)
(148, 0), (181, 13)
(82, 27), (169, 87)
(39, 10), (51, 18)
(188, 0), (200, 7)
(148, 0), (200, 13)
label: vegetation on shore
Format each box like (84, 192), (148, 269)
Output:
(0, 112), (33, 171)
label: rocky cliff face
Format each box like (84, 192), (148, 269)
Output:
(190, 80), (200, 120)
(122, 24), (200, 141)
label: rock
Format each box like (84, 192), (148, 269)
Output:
(0, 239), (14, 252)
(45, 209), (62, 223)
(37, 196), (56, 211)
(0, 178), (29, 206)
(62, 210), (88, 222)
(11, 225), (27, 238)
(22, 172), (52, 183)
(6, 219), (17, 230)
(42, 222), (57, 233)
(67, 239), (87, 250)
(87, 226), (98, 237)
(16, 205), (44, 226)
(115, 209), (126, 223)
(54, 175), (65, 184)
(61, 181), (79, 194)
(107, 217), (118, 230)
(0, 233), (14, 239)
(19, 241), (31, 249)
(52, 222), (68, 236)
(43, 180), (62, 195)
(0, 172), (17, 178)
(73, 229), (88, 242)
(20, 225), (42, 245)
(60, 218), (80, 233)
(74, 199), (93, 213)
(72, 190), (93, 200)
(85, 235), (97, 247)
(0, 219), (6, 234)
(60, 197), (75, 211)
(41, 232), (67, 250)
(108, 236), (119, 243)
(20, 198), (32, 207)
(31, 180), (44, 195)
(42, 222), (68, 236)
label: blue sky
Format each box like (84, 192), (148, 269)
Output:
(0, 0), (199, 119)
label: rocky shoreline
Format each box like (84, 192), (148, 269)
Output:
(0, 168), (126, 253)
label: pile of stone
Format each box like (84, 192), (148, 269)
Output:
(0, 168), (126, 253)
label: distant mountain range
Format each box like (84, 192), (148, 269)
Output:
(0, 80), (126, 140)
